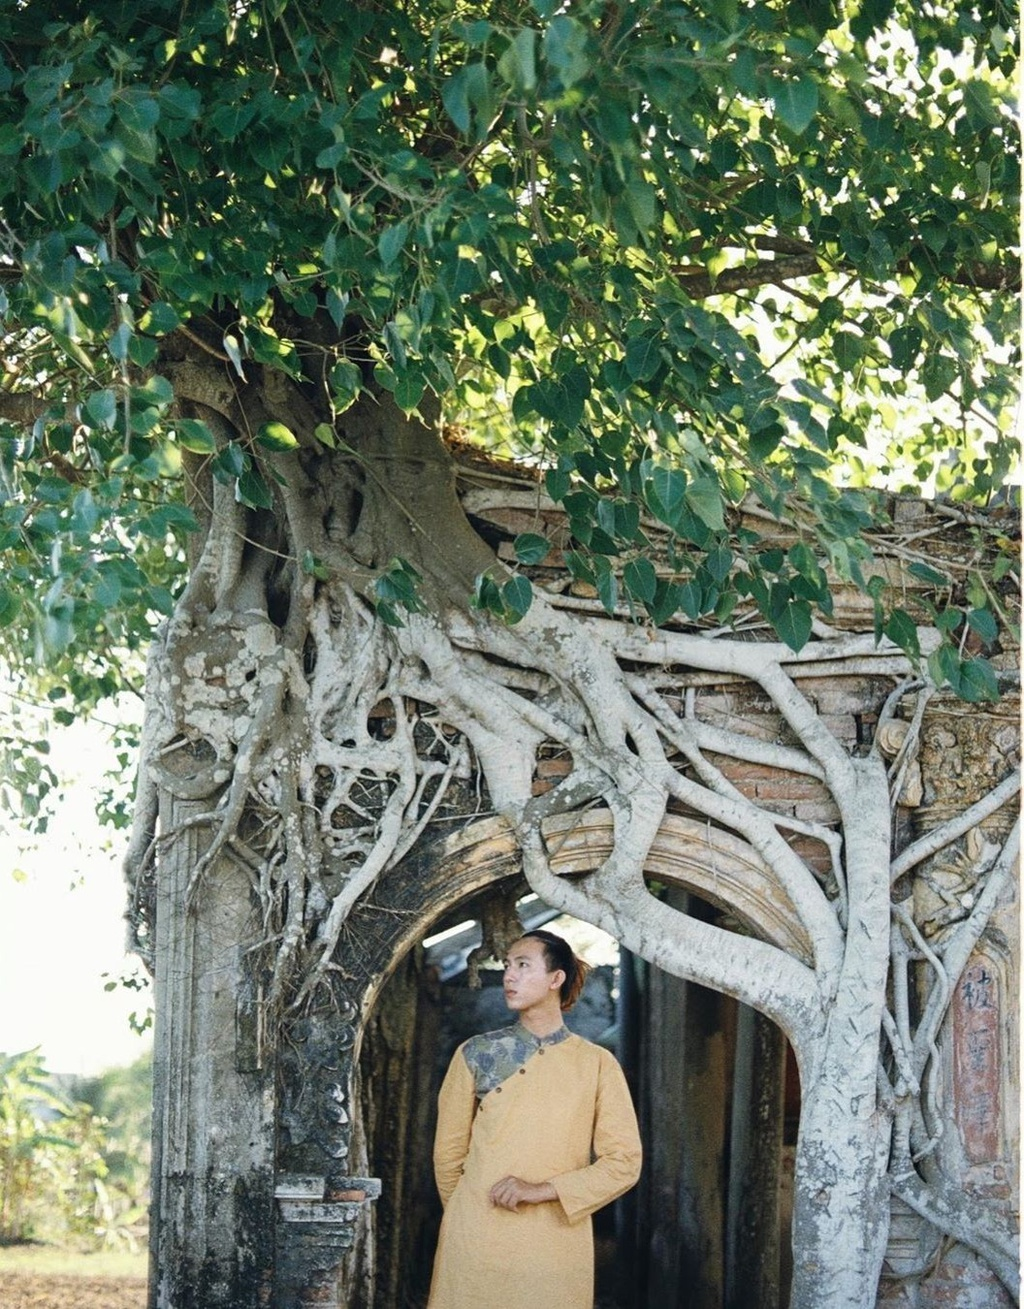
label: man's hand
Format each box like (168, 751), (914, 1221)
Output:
(488, 1175), (558, 1211)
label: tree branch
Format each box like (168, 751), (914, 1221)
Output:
(671, 252), (1021, 300)
(891, 769), (1021, 881)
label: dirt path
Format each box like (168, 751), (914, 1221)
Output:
(0, 1272), (146, 1309)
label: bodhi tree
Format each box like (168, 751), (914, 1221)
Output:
(0, 0), (1019, 1306)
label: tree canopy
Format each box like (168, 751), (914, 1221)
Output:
(0, 0), (1018, 725)
(2, 7), (1017, 1304)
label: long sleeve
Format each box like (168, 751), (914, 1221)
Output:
(432, 1045), (477, 1208)
(550, 1047), (642, 1225)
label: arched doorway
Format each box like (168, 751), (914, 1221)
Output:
(334, 812), (802, 1308)
(356, 885), (628, 1308)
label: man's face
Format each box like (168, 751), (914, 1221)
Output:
(502, 937), (563, 1014)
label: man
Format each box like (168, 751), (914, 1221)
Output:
(428, 929), (642, 1309)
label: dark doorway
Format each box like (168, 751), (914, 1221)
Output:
(627, 890), (795, 1309)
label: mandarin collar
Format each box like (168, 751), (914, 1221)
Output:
(514, 1021), (570, 1048)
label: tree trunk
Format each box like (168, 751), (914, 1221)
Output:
(789, 1080), (892, 1308)
(788, 758), (894, 1309)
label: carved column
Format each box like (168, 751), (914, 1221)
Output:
(274, 1005), (381, 1307)
(879, 694), (1020, 1306)
(149, 796), (276, 1309)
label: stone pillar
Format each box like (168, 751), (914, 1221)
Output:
(725, 1003), (786, 1309)
(149, 798), (277, 1309)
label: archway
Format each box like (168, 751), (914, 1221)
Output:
(333, 812), (801, 1308)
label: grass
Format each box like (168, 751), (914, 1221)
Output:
(0, 1243), (147, 1279)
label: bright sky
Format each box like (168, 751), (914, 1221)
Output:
(0, 711), (153, 1077)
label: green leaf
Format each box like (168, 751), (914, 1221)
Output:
(888, 324), (923, 371)
(625, 335), (662, 382)
(256, 421), (299, 451)
(934, 607), (961, 634)
(920, 353), (958, 402)
(543, 16), (591, 88)
(773, 597), (812, 651)
(127, 334), (159, 367)
(851, 0), (896, 39)
(624, 557), (657, 604)
(907, 561), (949, 586)
(705, 545), (733, 584)
(772, 76), (819, 135)
(884, 608), (921, 659)
(442, 68), (472, 134)
(316, 141), (349, 169)
(375, 558), (425, 619)
(497, 29), (537, 92)
(596, 563), (619, 615)
(302, 550), (332, 580)
(833, 331), (864, 372)
(393, 372), (425, 413)
(70, 489), (98, 534)
(966, 607), (998, 645)
(463, 63), (496, 140)
(471, 571), (506, 616)
(138, 301), (181, 335)
(513, 533), (551, 565)
(442, 62), (496, 140)
(0, 588), (21, 627)
(375, 599), (405, 628)
(645, 465), (687, 528)
(545, 466), (571, 502)
(378, 221), (410, 268)
(108, 323), (132, 363)
(685, 476), (725, 531)
(138, 503), (198, 535)
(625, 179), (658, 236)
(209, 98), (257, 140)
(85, 389), (117, 429)
(502, 573), (533, 622)
(749, 421), (784, 460)
(236, 468), (273, 509)
(956, 657), (999, 703)
(679, 579), (703, 619)
(927, 642), (959, 691)
(158, 82), (202, 121)
(330, 358), (363, 403)
(326, 287), (349, 330)
(175, 419), (217, 454)
(611, 499), (640, 542)
(563, 550), (595, 586)
(648, 580), (681, 625)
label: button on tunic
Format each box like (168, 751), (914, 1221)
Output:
(428, 1024), (642, 1309)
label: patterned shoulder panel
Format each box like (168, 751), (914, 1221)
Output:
(461, 1023), (571, 1096)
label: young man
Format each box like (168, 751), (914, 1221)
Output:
(427, 929), (642, 1309)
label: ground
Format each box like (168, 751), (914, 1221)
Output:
(0, 1271), (146, 1308)
(0, 1247), (146, 1309)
